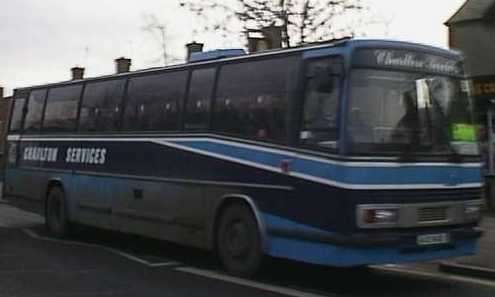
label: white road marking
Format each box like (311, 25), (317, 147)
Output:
(371, 265), (495, 288)
(148, 262), (181, 267)
(30, 290), (128, 296)
(0, 269), (56, 273)
(22, 228), (180, 268)
(23, 228), (97, 248)
(175, 266), (337, 297)
(102, 246), (180, 267)
(22, 227), (495, 294)
(0, 269), (99, 274)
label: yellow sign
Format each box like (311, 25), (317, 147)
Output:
(473, 82), (495, 97)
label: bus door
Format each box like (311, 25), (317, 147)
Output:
(297, 56), (343, 153)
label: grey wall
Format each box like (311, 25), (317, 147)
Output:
(450, 20), (495, 77)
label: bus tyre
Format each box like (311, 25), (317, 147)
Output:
(216, 204), (263, 277)
(45, 186), (70, 238)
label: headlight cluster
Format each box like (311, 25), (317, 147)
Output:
(357, 199), (484, 229)
(357, 205), (400, 228)
(363, 208), (399, 224)
(464, 200), (483, 222)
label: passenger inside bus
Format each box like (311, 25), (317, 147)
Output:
(390, 91), (419, 144)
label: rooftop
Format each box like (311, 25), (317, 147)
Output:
(445, 0), (495, 25)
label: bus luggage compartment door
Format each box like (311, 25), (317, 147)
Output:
(111, 179), (206, 245)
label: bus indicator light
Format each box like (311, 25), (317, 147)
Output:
(280, 159), (292, 174)
(363, 208), (398, 225)
(464, 200), (483, 221)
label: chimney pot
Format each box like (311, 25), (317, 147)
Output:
(186, 42), (204, 61)
(115, 57), (131, 74)
(248, 37), (269, 53)
(71, 67), (85, 80)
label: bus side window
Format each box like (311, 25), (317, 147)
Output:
(24, 89), (47, 133)
(79, 79), (125, 132)
(9, 95), (27, 132)
(184, 68), (215, 131)
(300, 57), (342, 150)
(123, 71), (186, 132)
(42, 85), (82, 132)
(212, 56), (297, 142)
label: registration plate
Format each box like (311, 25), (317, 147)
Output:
(417, 233), (450, 246)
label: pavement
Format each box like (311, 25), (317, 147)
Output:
(1, 201), (495, 296)
(439, 212), (495, 279)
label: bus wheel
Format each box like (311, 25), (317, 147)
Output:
(45, 186), (70, 238)
(216, 203), (263, 277)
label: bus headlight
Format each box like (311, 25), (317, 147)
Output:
(357, 205), (400, 228)
(464, 200), (483, 222)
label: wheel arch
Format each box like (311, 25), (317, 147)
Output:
(210, 194), (269, 253)
(44, 178), (65, 216)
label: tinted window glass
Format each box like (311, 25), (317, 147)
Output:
(300, 57), (342, 150)
(43, 85), (82, 131)
(24, 89), (47, 132)
(213, 57), (297, 142)
(123, 71), (186, 131)
(184, 68), (215, 131)
(9, 97), (26, 132)
(79, 79), (125, 132)
(348, 69), (476, 156)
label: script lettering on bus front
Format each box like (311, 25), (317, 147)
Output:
(354, 49), (463, 76)
(373, 50), (461, 75)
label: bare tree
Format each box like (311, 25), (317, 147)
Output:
(142, 14), (171, 65)
(179, 0), (371, 48)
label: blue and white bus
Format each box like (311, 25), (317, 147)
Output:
(3, 39), (484, 276)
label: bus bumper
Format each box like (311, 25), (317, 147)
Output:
(263, 214), (482, 267)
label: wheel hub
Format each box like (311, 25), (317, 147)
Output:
(226, 221), (250, 257)
(49, 195), (62, 229)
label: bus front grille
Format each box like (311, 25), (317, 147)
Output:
(417, 207), (448, 223)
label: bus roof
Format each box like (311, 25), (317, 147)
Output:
(14, 38), (462, 94)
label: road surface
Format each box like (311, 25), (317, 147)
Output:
(0, 203), (494, 297)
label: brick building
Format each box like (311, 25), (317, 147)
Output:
(446, 0), (495, 202)
(446, 0), (495, 114)
(0, 87), (12, 165)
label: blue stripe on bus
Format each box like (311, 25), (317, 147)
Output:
(262, 212), (476, 266)
(263, 213), (335, 235)
(267, 235), (476, 267)
(169, 140), (482, 187)
(295, 158), (481, 185)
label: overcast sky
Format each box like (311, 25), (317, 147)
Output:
(0, 0), (465, 96)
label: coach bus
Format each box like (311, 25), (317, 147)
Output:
(3, 39), (484, 276)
